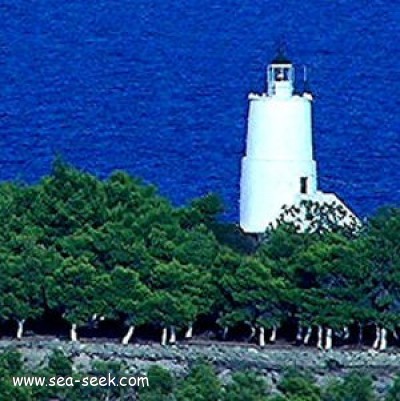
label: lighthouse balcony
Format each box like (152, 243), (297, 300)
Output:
(248, 92), (267, 100)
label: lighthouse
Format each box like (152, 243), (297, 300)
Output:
(240, 52), (355, 233)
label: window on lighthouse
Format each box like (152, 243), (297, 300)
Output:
(300, 177), (308, 194)
(267, 64), (294, 96)
(274, 67), (289, 81)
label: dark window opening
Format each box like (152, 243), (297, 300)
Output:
(300, 177), (308, 194)
(274, 67), (289, 81)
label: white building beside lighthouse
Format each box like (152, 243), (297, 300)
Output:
(240, 53), (356, 233)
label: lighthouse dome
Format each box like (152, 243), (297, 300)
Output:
(271, 53), (292, 65)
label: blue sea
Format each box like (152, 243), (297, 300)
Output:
(1, 0), (399, 221)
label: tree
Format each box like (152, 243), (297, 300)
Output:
(173, 224), (219, 268)
(277, 369), (321, 401)
(291, 233), (361, 349)
(386, 375), (400, 401)
(322, 373), (376, 401)
(48, 349), (73, 376)
(178, 193), (224, 229)
(45, 256), (109, 341)
(0, 248), (44, 339)
(257, 224), (316, 346)
(107, 266), (152, 344)
(209, 247), (243, 340)
(171, 224), (220, 338)
(0, 183), (47, 339)
(360, 208), (400, 350)
(30, 160), (107, 245)
(258, 223), (313, 263)
(219, 257), (289, 346)
(0, 351), (31, 401)
(148, 260), (214, 345)
(140, 365), (175, 401)
(175, 361), (222, 401)
(223, 371), (269, 401)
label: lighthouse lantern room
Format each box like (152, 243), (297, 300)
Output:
(267, 63), (295, 97)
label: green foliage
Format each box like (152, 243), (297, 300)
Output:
(0, 160), (398, 352)
(179, 193), (224, 229)
(175, 361), (222, 401)
(278, 369), (321, 401)
(148, 260), (214, 328)
(360, 207), (400, 329)
(292, 234), (360, 329)
(322, 373), (376, 401)
(0, 350), (31, 400)
(386, 375), (400, 401)
(45, 256), (107, 326)
(0, 349), (25, 373)
(140, 365), (175, 401)
(0, 351), (391, 401)
(107, 266), (152, 326)
(219, 257), (289, 330)
(223, 371), (269, 401)
(47, 349), (73, 377)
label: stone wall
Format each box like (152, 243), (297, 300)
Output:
(2, 340), (400, 397)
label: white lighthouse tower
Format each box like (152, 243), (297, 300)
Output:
(240, 52), (355, 233)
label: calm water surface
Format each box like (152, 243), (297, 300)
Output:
(1, 0), (399, 220)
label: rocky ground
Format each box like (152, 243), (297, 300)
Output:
(1, 339), (400, 397)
